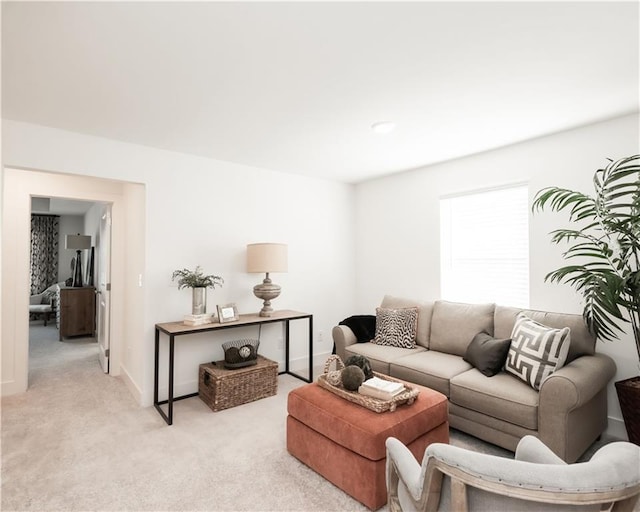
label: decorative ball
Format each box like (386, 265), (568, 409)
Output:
(344, 355), (374, 380)
(225, 346), (241, 364)
(341, 365), (365, 391)
(326, 370), (342, 386)
(247, 344), (258, 359)
(239, 345), (251, 359)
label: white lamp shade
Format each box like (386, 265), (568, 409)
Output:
(65, 234), (91, 250)
(246, 243), (288, 273)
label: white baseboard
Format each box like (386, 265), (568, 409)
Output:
(164, 379), (200, 401)
(1, 378), (24, 396)
(119, 364), (144, 406)
(606, 416), (628, 441)
(290, 351), (332, 373)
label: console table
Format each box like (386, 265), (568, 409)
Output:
(154, 309), (313, 425)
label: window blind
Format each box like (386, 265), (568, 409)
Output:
(440, 184), (529, 308)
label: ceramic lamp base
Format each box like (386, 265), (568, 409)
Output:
(253, 276), (281, 317)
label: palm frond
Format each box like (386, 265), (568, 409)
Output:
(532, 188), (594, 214)
(534, 155), (640, 359)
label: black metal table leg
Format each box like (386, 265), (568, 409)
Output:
(279, 317), (312, 383)
(285, 320), (291, 374)
(168, 335), (175, 425)
(154, 330), (171, 425)
(154, 328), (159, 405)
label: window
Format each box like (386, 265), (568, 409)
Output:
(440, 184), (529, 308)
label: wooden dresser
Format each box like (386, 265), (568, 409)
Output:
(58, 287), (96, 340)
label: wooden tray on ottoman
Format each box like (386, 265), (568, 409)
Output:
(199, 355), (278, 412)
(317, 355), (419, 413)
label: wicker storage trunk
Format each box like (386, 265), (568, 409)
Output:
(199, 355), (278, 412)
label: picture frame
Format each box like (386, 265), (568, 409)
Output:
(217, 303), (239, 323)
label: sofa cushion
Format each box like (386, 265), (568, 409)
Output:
(505, 313), (570, 391)
(381, 295), (434, 349)
(345, 343), (427, 376)
(494, 305), (594, 363)
(429, 301), (496, 356)
(390, 351), (473, 397)
(450, 369), (539, 430)
(372, 307), (418, 349)
(463, 332), (512, 377)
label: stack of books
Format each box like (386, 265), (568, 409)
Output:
(358, 376), (405, 400)
(183, 314), (213, 326)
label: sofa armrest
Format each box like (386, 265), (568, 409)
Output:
(332, 325), (357, 361)
(538, 353), (616, 461)
(540, 353), (616, 410)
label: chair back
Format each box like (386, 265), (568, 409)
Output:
(386, 437), (640, 512)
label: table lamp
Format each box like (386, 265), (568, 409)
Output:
(66, 234), (92, 287)
(246, 243), (288, 317)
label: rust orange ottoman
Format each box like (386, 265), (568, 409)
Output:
(286, 382), (448, 510)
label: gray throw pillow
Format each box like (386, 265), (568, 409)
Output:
(463, 332), (512, 377)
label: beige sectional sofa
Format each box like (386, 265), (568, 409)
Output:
(332, 295), (617, 463)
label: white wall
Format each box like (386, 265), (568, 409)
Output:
(354, 113), (640, 438)
(2, 119), (356, 405)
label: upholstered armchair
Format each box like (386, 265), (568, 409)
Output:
(386, 435), (640, 512)
(29, 282), (62, 326)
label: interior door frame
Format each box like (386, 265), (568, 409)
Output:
(1, 167), (145, 399)
(97, 204), (112, 373)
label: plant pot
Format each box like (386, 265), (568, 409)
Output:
(615, 376), (640, 445)
(192, 287), (207, 315)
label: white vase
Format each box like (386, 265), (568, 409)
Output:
(192, 287), (207, 315)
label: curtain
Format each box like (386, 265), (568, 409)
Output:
(30, 215), (60, 295)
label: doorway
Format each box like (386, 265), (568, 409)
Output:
(28, 197), (112, 382)
(2, 168), (145, 402)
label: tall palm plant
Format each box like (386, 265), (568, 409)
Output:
(532, 155), (640, 365)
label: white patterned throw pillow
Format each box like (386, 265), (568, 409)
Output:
(372, 307), (418, 349)
(505, 313), (570, 390)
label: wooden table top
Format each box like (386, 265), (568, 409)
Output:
(156, 309), (312, 335)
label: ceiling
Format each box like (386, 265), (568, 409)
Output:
(3, 2), (638, 184)
(31, 197), (95, 216)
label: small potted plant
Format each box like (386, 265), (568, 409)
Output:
(172, 266), (224, 315)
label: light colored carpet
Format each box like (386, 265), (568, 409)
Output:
(0, 323), (618, 511)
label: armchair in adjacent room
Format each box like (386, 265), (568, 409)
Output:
(29, 282), (62, 326)
(386, 435), (640, 512)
